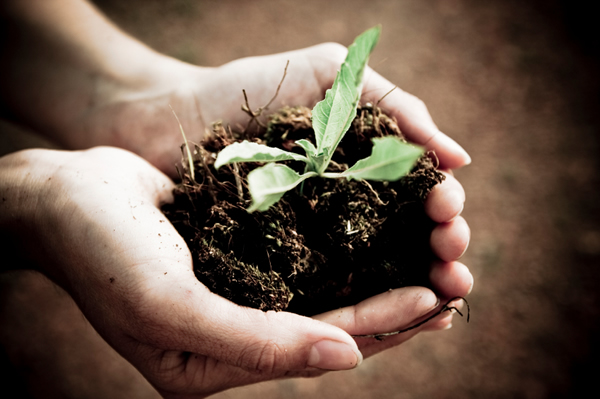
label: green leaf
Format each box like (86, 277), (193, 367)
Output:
(214, 140), (308, 170)
(311, 25), (381, 172)
(340, 136), (424, 181)
(247, 163), (318, 212)
(294, 139), (325, 171)
(212, 26), (385, 212)
(295, 139), (318, 159)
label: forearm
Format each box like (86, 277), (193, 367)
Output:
(0, 145), (83, 285)
(0, 147), (53, 272)
(0, 0), (184, 148)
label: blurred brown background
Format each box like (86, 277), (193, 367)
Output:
(4, 0), (600, 397)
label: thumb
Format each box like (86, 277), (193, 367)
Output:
(138, 276), (363, 372)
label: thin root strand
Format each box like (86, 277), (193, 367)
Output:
(351, 296), (470, 340)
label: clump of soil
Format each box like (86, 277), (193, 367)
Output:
(162, 103), (444, 316)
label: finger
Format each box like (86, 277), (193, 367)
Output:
(131, 278), (363, 375)
(153, 350), (287, 397)
(421, 312), (454, 332)
(362, 69), (471, 169)
(58, 150), (361, 374)
(430, 216), (470, 261)
(314, 286), (438, 358)
(155, 346), (334, 397)
(429, 261), (474, 299)
(425, 172), (466, 223)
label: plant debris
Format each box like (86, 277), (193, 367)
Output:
(352, 297), (470, 340)
(162, 102), (445, 316)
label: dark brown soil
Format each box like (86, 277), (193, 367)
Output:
(162, 104), (444, 316)
(5, 1), (600, 397)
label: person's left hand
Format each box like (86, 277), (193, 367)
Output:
(0, 146), (471, 398)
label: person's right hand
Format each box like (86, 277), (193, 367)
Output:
(74, 42), (472, 282)
(0, 146), (471, 398)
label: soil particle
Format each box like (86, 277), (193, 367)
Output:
(162, 103), (444, 316)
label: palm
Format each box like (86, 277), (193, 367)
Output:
(83, 42), (467, 180)
(56, 45), (472, 398)
(29, 147), (398, 396)
(195, 44), (341, 128)
(80, 45), (343, 176)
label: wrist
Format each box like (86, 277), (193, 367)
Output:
(0, 0), (210, 167)
(85, 56), (213, 174)
(0, 149), (64, 271)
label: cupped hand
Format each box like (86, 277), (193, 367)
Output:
(0, 146), (470, 398)
(81, 43), (470, 175)
(196, 43), (471, 170)
(81, 42), (471, 278)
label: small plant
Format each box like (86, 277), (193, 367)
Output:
(214, 25), (424, 212)
(163, 24), (447, 315)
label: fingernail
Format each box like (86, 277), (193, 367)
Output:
(437, 133), (471, 166)
(420, 291), (440, 314)
(467, 273), (474, 295)
(447, 193), (465, 222)
(459, 228), (470, 259)
(453, 202), (465, 221)
(308, 340), (363, 370)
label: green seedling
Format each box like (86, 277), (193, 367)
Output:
(215, 25), (424, 212)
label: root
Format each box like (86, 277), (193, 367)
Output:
(351, 297), (470, 340)
(360, 180), (388, 206)
(376, 86), (397, 106)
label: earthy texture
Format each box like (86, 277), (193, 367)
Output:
(2, 0), (599, 397)
(162, 104), (443, 316)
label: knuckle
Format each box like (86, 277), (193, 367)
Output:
(409, 95), (428, 112)
(237, 311), (293, 373)
(122, 288), (182, 346)
(239, 338), (290, 373)
(85, 146), (125, 159)
(312, 42), (348, 64)
(396, 88), (428, 111)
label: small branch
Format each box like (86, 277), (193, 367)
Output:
(232, 163), (244, 201)
(376, 86), (397, 106)
(170, 105), (195, 183)
(263, 60), (289, 111)
(196, 145), (219, 205)
(242, 60), (290, 135)
(352, 297), (470, 340)
(241, 89), (264, 132)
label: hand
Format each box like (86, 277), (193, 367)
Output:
(74, 42), (474, 371)
(0, 146), (471, 398)
(77, 43), (471, 175)
(80, 42), (472, 300)
(1, 0), (471, 284)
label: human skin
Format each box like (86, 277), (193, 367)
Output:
(0, 146), (471, 397)
(0, 0), (470, 173)
(0, 0), (473, 397)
